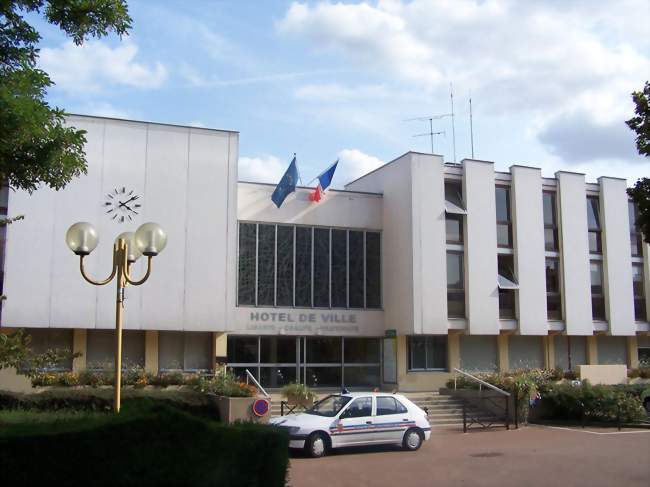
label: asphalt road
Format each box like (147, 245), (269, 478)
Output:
(288, 425), (650, 487)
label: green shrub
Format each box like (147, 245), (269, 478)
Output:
(538, 382), (646, 423)
(0, 398), (288, 486)
(281, 383), (317, 406)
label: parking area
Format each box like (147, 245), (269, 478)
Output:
(288, 425), (650, 487)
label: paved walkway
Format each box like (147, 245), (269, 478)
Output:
(287, 425), (650, 487)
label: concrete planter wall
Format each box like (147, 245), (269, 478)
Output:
(208, 395), (270, 424)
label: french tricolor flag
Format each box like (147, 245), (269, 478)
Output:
(309, 160), (338, 202)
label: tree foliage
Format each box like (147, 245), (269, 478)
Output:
(0, 328), (78, 374)
(625, 81), (650, 243)
(0, 0), (132, 193)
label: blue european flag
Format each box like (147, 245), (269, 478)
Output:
(271, 156), (299, 208)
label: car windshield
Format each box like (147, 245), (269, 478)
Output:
(305, 395), (352, 417)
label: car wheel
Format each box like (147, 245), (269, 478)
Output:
(306, 432), (328, 458)
(402, 428), (423, 451)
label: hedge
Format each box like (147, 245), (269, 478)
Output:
(0, 397), (289, 486)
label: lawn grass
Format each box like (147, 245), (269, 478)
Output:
(0, 397), (289, 486)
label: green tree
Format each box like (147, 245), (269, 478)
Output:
(0, 328), (78, 374)
(626, 81), (650, 243)
(0, 0), (132, 194)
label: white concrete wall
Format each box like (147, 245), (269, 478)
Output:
(2, 115), (238, 332)
(556, 172), (593, 335)
(346, 155), (414, 336)
(411, 154), (447, 334)
(463, 159), (499, 334)
(599, 177), (635, 335)
(237, 183), (382, 230)
(511, 166), (547, 334)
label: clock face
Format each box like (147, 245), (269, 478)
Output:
(104, 186), (141, 223)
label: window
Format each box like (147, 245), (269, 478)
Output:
(590, 261), (605, 320)
(237, 222), (381, 310)
(545, 258), (562, 320)
(446, 214), (463, 244)
(341, 397), (372, 418)
(408, 336), (448, 371)
(495, 186), (512, 248)
(629, 201), (642, 257)
(376, 396), (408, 415)
(587, 196), (601, 254)
(445, 180), (463, 208)
(632, 263), (646, 321)
(446, 251), (465, 318)
(497, 254), (517, 319)
(543, 192), (559, 251)
(237, 223), (256, 305)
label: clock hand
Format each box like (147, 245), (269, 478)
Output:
(119, 195), (138, 207)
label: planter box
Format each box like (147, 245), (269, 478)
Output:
(209, 395), (270, 424)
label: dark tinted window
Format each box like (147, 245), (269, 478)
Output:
(341, 397), (372, 418)
(446, 214), (463, 244)
(445, 180), (463, 207)
(276, 225), (294, 307)
(348, 231), (365, 308)
(257, 224), (275, 306)
(237, 223), (256, 305)
(295, 227), (312, 307)
(376, 396), (408, 415)
(365, 232), (381, 308)
(228, 336), (258, 363)
(331, 229), (347, 308)
(313, 228), (330, 307)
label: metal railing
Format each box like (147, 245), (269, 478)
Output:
(452, 368), (515, 432)
(244, 369), (270, 398)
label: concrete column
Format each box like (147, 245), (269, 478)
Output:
(396, 335), (409, 390)
(212, 332), (228, 371)
(72, 329), (87, 372)
(497, 334), (509, 372)
(586, 335), (598, 364)
(448, 333), (460, 371)
(627, 336), (639, 369)
(144, 330), (159, 374)
(543, 335), (555, 370)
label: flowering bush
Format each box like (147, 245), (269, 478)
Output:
(195, 370), (257, 397)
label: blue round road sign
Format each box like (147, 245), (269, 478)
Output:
(253, 399), (270, 417)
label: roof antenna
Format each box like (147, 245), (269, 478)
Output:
(405, 114), (450, 156)
(469, 94), (475, 159)
(450, 83), (456, 163)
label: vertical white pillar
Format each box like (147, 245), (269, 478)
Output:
(599, 177), (635, 335)
(411, 153), (448, 334)
(463, 159), (499, 335)
(511, 166), (547, 334)
(556, 172), (592, 335)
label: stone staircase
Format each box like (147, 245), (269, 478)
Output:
(268, 391), (501, 429)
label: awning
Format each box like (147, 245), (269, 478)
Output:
(497, 274), (519, 289)
(445, 200), (467, 215)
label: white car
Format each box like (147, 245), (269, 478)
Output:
(270, 392), (431, 458)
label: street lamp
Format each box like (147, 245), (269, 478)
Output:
(66, 221), (167, 413)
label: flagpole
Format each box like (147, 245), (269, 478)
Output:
(292, 152), (303, 184)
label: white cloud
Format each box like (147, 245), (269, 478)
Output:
(74, 101), (133, 119)
(40, 41), (168, 93)
(279, 1), (650, 164)
(336, 148), (385, 185)
(239, 155), (287, 183)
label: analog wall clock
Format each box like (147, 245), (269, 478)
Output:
(104, 187), (141, 223)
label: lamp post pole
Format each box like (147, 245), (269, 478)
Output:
(67, 222), (165, 414)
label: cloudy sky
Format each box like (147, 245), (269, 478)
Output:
(34, 0), (649, 187)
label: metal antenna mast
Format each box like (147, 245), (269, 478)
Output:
(469, 95), (475, 159)
(405, 114), (451, 155)
(450, 83), (456, 163)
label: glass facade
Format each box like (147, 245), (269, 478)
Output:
(545, 257), (562, 320)
(237, 223), (381, 309)
(408, 336), (448, 371)
(629, 201), (642, 257)
(497, 254), (516, 319)
(632, 263), (646, 321)
(446, 251), (465, 318)
(587, 196), (602, 254)
(227, 335), (381, 388)
(543, 191), (559, 251)
(590, 261), (605, 320)
(495, 186), (512, 248)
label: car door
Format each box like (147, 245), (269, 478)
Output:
(373, 396), (413, 443)
(333, 396), (374, 446)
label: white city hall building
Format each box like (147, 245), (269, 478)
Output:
(1, 115), (649, 391)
